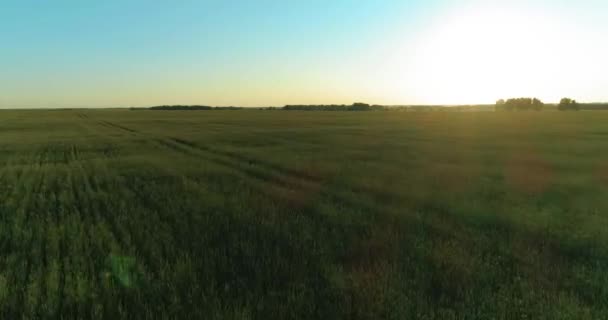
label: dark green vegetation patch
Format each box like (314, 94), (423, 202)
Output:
(0, 109), (606, 319)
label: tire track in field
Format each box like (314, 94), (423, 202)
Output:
(164, 138), (378, 212)
(151, 137), (349, 213)
(80, 114), (397, 254)
(73, 113), (402, 314)
(77, 111), (138, 138)
(82, 115), (317, 196)
(82, 116), (386, 215)
(166, 138), (406, 212)
(98, 120), (139, 134)
(167, 138), (384, 218)
(82, 114), (320, 187)
(155, 137), (321, 191)
(170, 137), (322, 182)
(76, 113), (88, 119)
(81, 115), (332, 242)
(103, 120), (400, 227)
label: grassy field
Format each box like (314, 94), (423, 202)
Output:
(0, 109), (607, 319)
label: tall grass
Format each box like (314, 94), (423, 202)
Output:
(0, 109), (605, 318)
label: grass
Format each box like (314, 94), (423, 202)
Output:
(0, 109), (606, 318)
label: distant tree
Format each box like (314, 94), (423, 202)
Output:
(148, 105), (244, 110)
(150, 105), (213, 110)
(532, 98), (544, 111)
(558, 98), (580, 111)
(496, 98), (544, 111)
(370, 105), (386, 111)
(283, 103), (375, 111)
(349, 103), (371, 111)
(495, 99), (506, 111)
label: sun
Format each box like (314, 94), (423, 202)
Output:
(383, 3), (587, 105)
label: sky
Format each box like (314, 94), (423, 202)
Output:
(1, 0), (607, 108)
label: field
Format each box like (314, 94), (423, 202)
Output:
(0, 109), (607, 319)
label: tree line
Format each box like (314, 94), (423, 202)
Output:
(148, 105), (244, 110)
(283, 103), (384, 111)
(136, 99), (597, 112)
(496, 98), (581, 111)
(557, 98), (580, 111)
(144, 103), (382, 111)
(495, 98), (544, 111)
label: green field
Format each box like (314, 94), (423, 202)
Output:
(0, 109), (607, 319)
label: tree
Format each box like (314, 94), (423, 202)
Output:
(496, 98), (544, 111)
(495, 99), (506, 111)
(349, 103), (371, 111)
(532, 98), (544, 111)
(558, 98), (580, 111)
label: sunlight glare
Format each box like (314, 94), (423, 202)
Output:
(383, 3), (603, 105)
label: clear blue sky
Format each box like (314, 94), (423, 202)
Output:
(1, 0), (607, 107)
